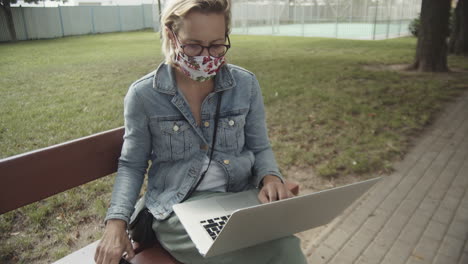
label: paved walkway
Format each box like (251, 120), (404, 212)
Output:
(306, 91), (468, 264)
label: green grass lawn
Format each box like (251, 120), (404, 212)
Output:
(1, 30), (467, 263)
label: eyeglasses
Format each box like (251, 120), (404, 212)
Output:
(171, 30), (231, 58)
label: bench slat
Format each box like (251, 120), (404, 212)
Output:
(0, 127), (124, 214)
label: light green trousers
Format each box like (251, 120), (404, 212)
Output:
(152, 191), (308, 264)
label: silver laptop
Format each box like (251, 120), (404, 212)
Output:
(173, 177), (381, 258)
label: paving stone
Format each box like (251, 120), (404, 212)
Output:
(412, 235), (440, 263)
(455, 173), (468, 191)
(364, 208), (389, 232)
(453, 165), (468, 189)
(446, 219), (468, 240)
(331, 228), (375, 263)
(373, 222), (404, 250)
(398, 219), (426, 245)
(458, 252), (468, 264)
(349, 205), (376, 225)
(406, 255), (430, 264)
(331, 245), (362, 264)
(426, 185), (449, 201)
(450, 186), (466, 200)
(433, 253), (458, 264)
(418, 199), (439, 217)
(427, 139), (447, 153)
(385, 213), (409, 232)
(308, 244), (335, 264)
(438, 235), (465, 259)
(397, 199), (420, 216)
(440, 195), (460, 211)
(454, 206), (468, 223)
(356, 242), (387, 264)
(343, 227), (375, 254)
(432, 206), (454, 225)
(424, 220), (447, 241)
(379, 190), (406, 212)
(460, 198), (468, 210)
(321, 227), (350, 251)
(381, 239), (414, 264)
(339, 215), (361, 235)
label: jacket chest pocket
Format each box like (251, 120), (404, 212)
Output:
(216, 114), (246, 151)
(150, 119), (193, 161)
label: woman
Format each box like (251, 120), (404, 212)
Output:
(95, 0), (307, 263)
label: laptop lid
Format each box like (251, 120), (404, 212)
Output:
(175, 177), (381, 258)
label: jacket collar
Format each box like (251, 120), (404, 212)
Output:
(152, 63), (235, 95)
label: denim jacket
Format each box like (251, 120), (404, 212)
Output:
(105, 63), (283, 222)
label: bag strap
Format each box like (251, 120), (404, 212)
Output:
(182, 91), (223, 201)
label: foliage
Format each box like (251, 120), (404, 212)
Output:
(408, 15), (420, 37)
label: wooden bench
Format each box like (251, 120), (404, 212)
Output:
(0, 127), (299, 264)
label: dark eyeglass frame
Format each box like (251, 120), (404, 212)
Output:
(171, 30), (231, 58)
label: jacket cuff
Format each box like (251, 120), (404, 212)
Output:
(255, 171), (284, 189)
(104, 206), (133, 226)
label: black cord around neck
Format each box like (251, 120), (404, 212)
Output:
(182, 91), (223, 201)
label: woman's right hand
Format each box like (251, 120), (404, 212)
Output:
(94, 219), (135, 264)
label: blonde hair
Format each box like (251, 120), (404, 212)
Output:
(160, 0), (231, 65)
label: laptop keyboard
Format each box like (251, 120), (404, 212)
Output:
(200, 214), (231, 240)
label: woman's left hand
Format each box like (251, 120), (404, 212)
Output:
(258, 175), (294, 203)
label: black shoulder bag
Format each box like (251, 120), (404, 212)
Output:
(128, 91), (223, 250)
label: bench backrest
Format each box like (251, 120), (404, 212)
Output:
(0, 127), (125, 214)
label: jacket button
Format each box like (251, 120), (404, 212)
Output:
(223, 159), (230, 165)
(204, 121), (210, 127)
(228, 120), (235, 126)
(200, 145), (209, 150)
(173, 125), (179, 132)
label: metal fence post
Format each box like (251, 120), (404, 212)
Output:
(141, 4), (145, 28)
(58, 5), (65, 37)
(118, 5), (122, 32)
(335, 0), (339, 38)
(386, 1), (390, 39)
(397, 0), (403, 36)
(245, 3), (249, 35)
(91, 6), (95, 34)
(271, 3), (274, 34)
(365, 0), (369, 22)
(372, 0), (379, 40)
(301, 3), (305, 37)
(316, 1), (319, 24)
(20, 5), (29, 40)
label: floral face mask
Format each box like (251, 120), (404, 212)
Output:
(174, 51), (226, 82)
(171, 29), (228, 82)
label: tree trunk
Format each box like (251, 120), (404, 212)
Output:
(0, 0), (17, 41)
(449, 0), (468, 55)
(410, 0), (451, 72)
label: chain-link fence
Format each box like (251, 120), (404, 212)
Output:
(152, 0), (420, 40)
(229, 0), (421, 39)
